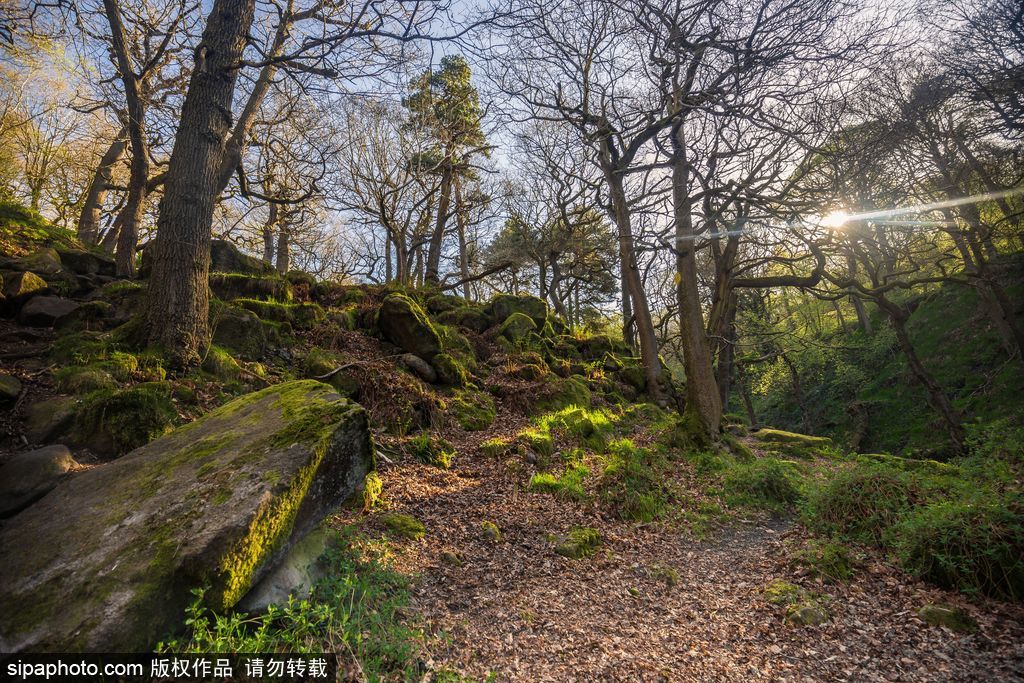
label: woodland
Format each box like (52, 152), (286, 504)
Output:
(0, 0), (1022, 680)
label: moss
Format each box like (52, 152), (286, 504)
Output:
(481, 521), (502, 543)
(519, 428), (554, 460)
(555, 526), (601, 559)
(790, 540), (857, 583)
(449, 389), (495, 431)
(381, 513), (425, 540)
(480, 437), (514, 458)
(722, 433), (755, 463)
(54, 366), (117, 394)
(73, 384), (178, 456)
(598, 439), (668, 522)
(498, 312), (537, 342)
(785, 601), (829, 626)
(212, 489), (232, 505)
(856, 452), (958, 476)
(432, 353), (467, 387)
(407, 433), (455, 469)
(917, 604), (977, 632)
(533, 376), (592, 415)
(763, 579), (803, 606)
(753, 429), (833, 459)
(234, 298), (326, 329)
(528, 462), (589, 502)
(362, 472), (383, 511)
(49, 334), (109, 365)
(209, 272), (291, 302)
(201, 346), (241, 380)
(722, 458), (803, 510)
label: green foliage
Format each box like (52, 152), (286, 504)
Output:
(889, 494), (1024, 600)
(159, 531), (420, 678)
(54, 366), (117, 394)
(0, 200), (78, 254)
(722, 458), (802, 510)
(362, 472), (383, 512)
(598, 439), (668, 522)
(480, 437), (514, 458)
(528, 463), (589, 502)
(801, 462), (914, 543)
(406, 434), (455, 469)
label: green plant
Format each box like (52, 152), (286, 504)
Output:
(406, 434), (455, 469)
(801, 462), (913, 543)
(554, 527), (601, 559)
(790, 540), (857, 583)
(722, 458), (802, 510)
(598, 439), (668, 522)
(528, 462), (589, 502)
(158, 529), (420, 678)
(381, 513), (426, 541)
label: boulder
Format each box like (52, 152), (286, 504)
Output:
(918, 604), (977, 632)
(579, 333), (629, 360)
(55, 248), (115, 276)
(211, 304), (289, 360)
(9, 248), (64, 276)
(237, 526), (337, 613)
(0, 372), (21, 405)
(785, 602), (829, 626)
(210, 239), (277, 275)
(17, 296), (80, 327)
(25, 397), (77, 444)
(490, 294), (548, 326)
(3, 271), (49, 304)
(399, 353), (437, 383)
(498, 312), (537, 342)
(209, 273), (290, 302)
(436, 306), (490, 333)
(0, 445), (77, 518)
(0, 380), (374, 653)
(377, 294), (441, 359)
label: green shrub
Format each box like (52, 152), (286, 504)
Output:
(406, 434), (455, 469)
(598, 439), (667, 522)
(159, 530), (419, 678)
(890, 494), (1024, 600)
(722, 458), (802, 509)
(801, 462), (913, 543)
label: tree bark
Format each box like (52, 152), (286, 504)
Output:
(146, 0), (257, 367)
(424, 164), (453, 285)
(453, 178), (471, 299)
(670, 130), (722, 437)
(76, 127), (128, 245)
(275, 226), (290, 274)
(602, 152), (667, 406)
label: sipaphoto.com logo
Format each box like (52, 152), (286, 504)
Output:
(6, 657), (144, 681)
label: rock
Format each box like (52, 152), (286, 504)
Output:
(918, 604), (977, 632)
(237, 526), (337, 613)
(0, 445), (77, 518)
(0, 380), (374, 652)
(554, 527), (601, 559)
(399, 353), (437, 383)
(17, 296), (81, 327)
(377, 294), (441, 359)
(425, 293), (466, 314)
(619, 364), (647, 392)
(436, 306), (490, 333)
(210, 239), (277, 275)
(785, 602), (829, 626)
(0, 372), (22, 405)
(53, 300), (114, 332)
(89, 281), (146, 324)
(55, 248), (115, 276)
(481, 521), (502, 543)
(209, 273), (290, 302)
(431, 353), (467, 387)
(71, 384), (179, 458)
(533, 376), (592, 414)
(3, 271), (49, 304)
(25, 397), (77, 444)
(211, 304), (288, 360)
(381, 513), (425, 540)
(498, 312), (537, 342)
(10, 248), (64, 276)
(753, 429), (833, 459)
(579, 333), (629, 360)
(490, 294), (548, 326)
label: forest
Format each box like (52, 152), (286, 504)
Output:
(0, 0), (1021, 680)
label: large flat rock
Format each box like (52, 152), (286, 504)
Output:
(0, 380), (374, 652)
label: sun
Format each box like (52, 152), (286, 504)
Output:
(822, 210), (849, 229)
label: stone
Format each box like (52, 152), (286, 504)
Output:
(53, 300), (114, 332)
(211, 304), (288, 360)
(210, 239), (278, 275)
(17, 296), (81, 327)
(785, 602), (829, 626)
(918, 604), (977, 632)
(498, 312), (537, 342)
(3, 271), (49, 304)
(0, 445), (77, 518)
(237, 526), (337, 613)
(0, 380), (374, 653)
(490, 294), (548, 326)
(579, 333), (629, 360)
(25, 397), (77, 444)
(209, 273), (290, 302)
(399, 353), (437, 383)
(436, 306), (490, 333)
(431, 353), (467, 387)
(55, 248), (115, 276)
(377, 294), (441, 359)
(10, 248), (64, 276)
(0, 372), (21, 405)
(425, 293), (466, 314)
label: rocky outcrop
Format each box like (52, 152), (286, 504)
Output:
(17, 296), (80, 327)
(377, 294), (441, 359)
(489, 294), (548, 327)
(0, 380), (374, 652)
(0, 445), (77, 517)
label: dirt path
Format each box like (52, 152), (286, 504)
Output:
(336, 411), (1024, 682)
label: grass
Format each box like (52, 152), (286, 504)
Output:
(598, 439), (669, 523)
(158, 528), (421, 678)
(528, 462), (590, 502)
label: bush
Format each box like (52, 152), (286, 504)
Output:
(890, 494), (1024, 600)
(801, 462), (913, 543)
(722, 458), (802, 509)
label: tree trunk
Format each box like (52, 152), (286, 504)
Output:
(76, 128), (128, 245)
(275, 226), (290, 274)
(781, 353), (810, 433)
(146, 0), (257, 367)
(846, 255), (873, 334)
(261, 200), (278, 264)
(385, 232), (393, 282)
(879, 298), (966, 454)
(740, 378), (759, 430)
(670, 134), (722, 437)
(602, 155), (667, 406)
(424, 165), (452, 285)
(103, 0), (150, 279)
(453, 179), (471, 299)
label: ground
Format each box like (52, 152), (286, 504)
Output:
(335, 404), (1024, 682)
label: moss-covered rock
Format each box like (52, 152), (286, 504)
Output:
(917, 603), (977, 632)
(201, 346), (242, 381)
(72, 384), (178, 457)
(425, 293), (466, 314)
(554, 526), (601, 559)
(533, 376), (592, 415)
(579, 333), (630, 360)
(53, 366), (117, 394)
(2, 270), (48, 304)
(481, 521), (502, 543)
(753, 429), (833, 459)
(210, 303), (289, 361)
(490, 294), (548, 326)
(381, 513), (425, 540)
(449, 389), (496, 431)
(0, 445), (77, 518)
(436, 306), (490, 332)
(785, 601), (829, 626)
(377, 293), (441, 359)
(0, 380), (374, 652)
(25, 397), (77, 444)
(498, 312), (537, 343)
(235, 298), (326, 330)
(0, 372), (22, 405)
(407, 433), (456, 469)
(480, 437), (516, 458)
(432, 352), (467, 387)
(209, 273), (291, 302)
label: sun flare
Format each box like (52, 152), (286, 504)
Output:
(822, 211), (849, 229)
